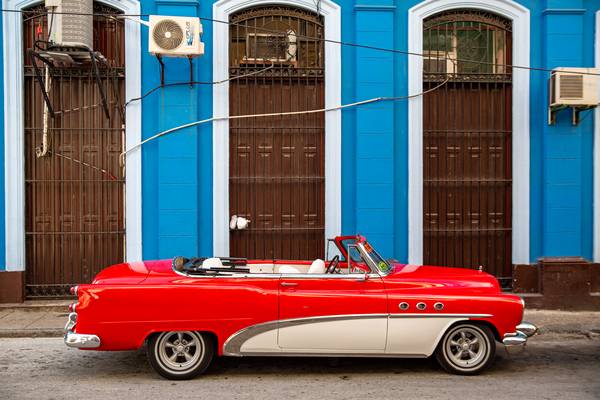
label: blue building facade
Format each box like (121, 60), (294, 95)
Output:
(0, 0), (599, 304)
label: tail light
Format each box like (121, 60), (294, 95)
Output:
(70, 286), (79, 296)
(68, 302), (78, 313)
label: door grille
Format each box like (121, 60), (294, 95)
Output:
(24, 3), (125, 297)
(228, 6), (325, 260)
(422, 10), (513, 286)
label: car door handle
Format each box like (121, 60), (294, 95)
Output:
(280, 282), (298, 287)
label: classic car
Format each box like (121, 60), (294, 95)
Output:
(64, 235), (537, 379)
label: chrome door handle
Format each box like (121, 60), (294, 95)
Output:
(280, 282), (298, 287)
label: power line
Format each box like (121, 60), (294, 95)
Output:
(120, 77), (450, 161)
(2, 7), (599, 76)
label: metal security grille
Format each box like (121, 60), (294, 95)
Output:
(228, 6), (325, 260)
(422, 10), (513, 285)
(24, 3), (125, 297)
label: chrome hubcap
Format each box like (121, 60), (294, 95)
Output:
(156, 331), (203, 372)
(445, 327), (487, 369)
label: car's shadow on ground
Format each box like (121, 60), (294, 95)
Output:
(57, 343), (528, 379)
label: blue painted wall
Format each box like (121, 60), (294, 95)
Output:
(536, 0), (597, 259)
(0, 0), (598, 269)
(138, 0), (600, 262)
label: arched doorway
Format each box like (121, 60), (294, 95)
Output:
(23, 2), (126, 297)
(422, 9), (513, 285)
(228, 5), (325, 260)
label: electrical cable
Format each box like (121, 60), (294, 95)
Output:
(123, 64), (274, 108)
(120, 77), (450, 163)
(2, 8), (599, 76)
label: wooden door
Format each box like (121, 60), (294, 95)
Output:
(24, 3), (125, 297)
(228, 6), (325, 260)
(422, 10), (513, 285)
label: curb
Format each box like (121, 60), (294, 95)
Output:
(0, 303), (70, 313)
(0, 329), (64, 338)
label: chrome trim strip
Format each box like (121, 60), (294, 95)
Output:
(223, 320), (280, 356)
(388, 313), (492, 318)
(173, 269), (381, 280)
(223, 314), (388, 356)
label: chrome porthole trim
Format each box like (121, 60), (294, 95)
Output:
(416, 302), (427, 310)
(399, 302), (409, 310)
(434, 302), (444, 310)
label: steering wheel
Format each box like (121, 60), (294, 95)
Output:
(326, 255), (340, 274)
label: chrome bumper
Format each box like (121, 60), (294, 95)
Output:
(64, 330), (101, 348)
(63, 311), (100, 348)
(502, 321), (538, 346)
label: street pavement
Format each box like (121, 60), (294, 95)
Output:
(0, 335), (599, 400)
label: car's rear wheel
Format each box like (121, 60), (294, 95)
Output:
(147, 331), (213, 380)
(435, 323), (496, 375)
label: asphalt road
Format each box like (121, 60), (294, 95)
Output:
(0, 335), (599, 400)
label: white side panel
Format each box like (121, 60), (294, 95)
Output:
(386, 317), (466, 356)
(278, 318), (387, 351)
(240, 330), (279, 353)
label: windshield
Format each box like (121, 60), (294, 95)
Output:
(361, 241), (392, 274)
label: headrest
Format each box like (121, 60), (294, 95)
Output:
(308, 259), (326, 274)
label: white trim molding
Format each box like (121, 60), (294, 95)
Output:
(212, 0), (342, 256)
(594, 10), (600, 262)
(407, 0), (530, 265)
(3, 0), (142, 271)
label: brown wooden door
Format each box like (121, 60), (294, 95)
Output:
(228, 6), (325, 260)
(422, 10), (513, 284)
(24, 3), (125, 297)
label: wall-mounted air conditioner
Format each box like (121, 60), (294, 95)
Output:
(148, 15), (204, 56)
(549, 68), (599, 107)
(548, 67), (599, 125)
(45, 0), (93, 50)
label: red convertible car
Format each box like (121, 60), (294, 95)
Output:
(64, 235), (537, 379)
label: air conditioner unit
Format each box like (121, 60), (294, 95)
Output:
(148, 15), (204, 56)
(549, 68), (599, 107)
(45, 0), (93, 50)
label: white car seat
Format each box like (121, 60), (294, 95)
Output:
(202, 257), (223, 269)
(308, 259), (326, 274)
(279, 265), (301, 274)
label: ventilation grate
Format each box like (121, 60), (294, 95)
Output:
(560, 75), (583, 99)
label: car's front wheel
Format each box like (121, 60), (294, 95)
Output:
(147, 331), (214, 380)
(435, 323), (496, 375)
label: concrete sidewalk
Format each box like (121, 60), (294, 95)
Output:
(1, 302), (599, 338)
(0, 300), (70, 338)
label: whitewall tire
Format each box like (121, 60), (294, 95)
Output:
(147, 331), (214, 380)
(435, 323), (496, 375)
